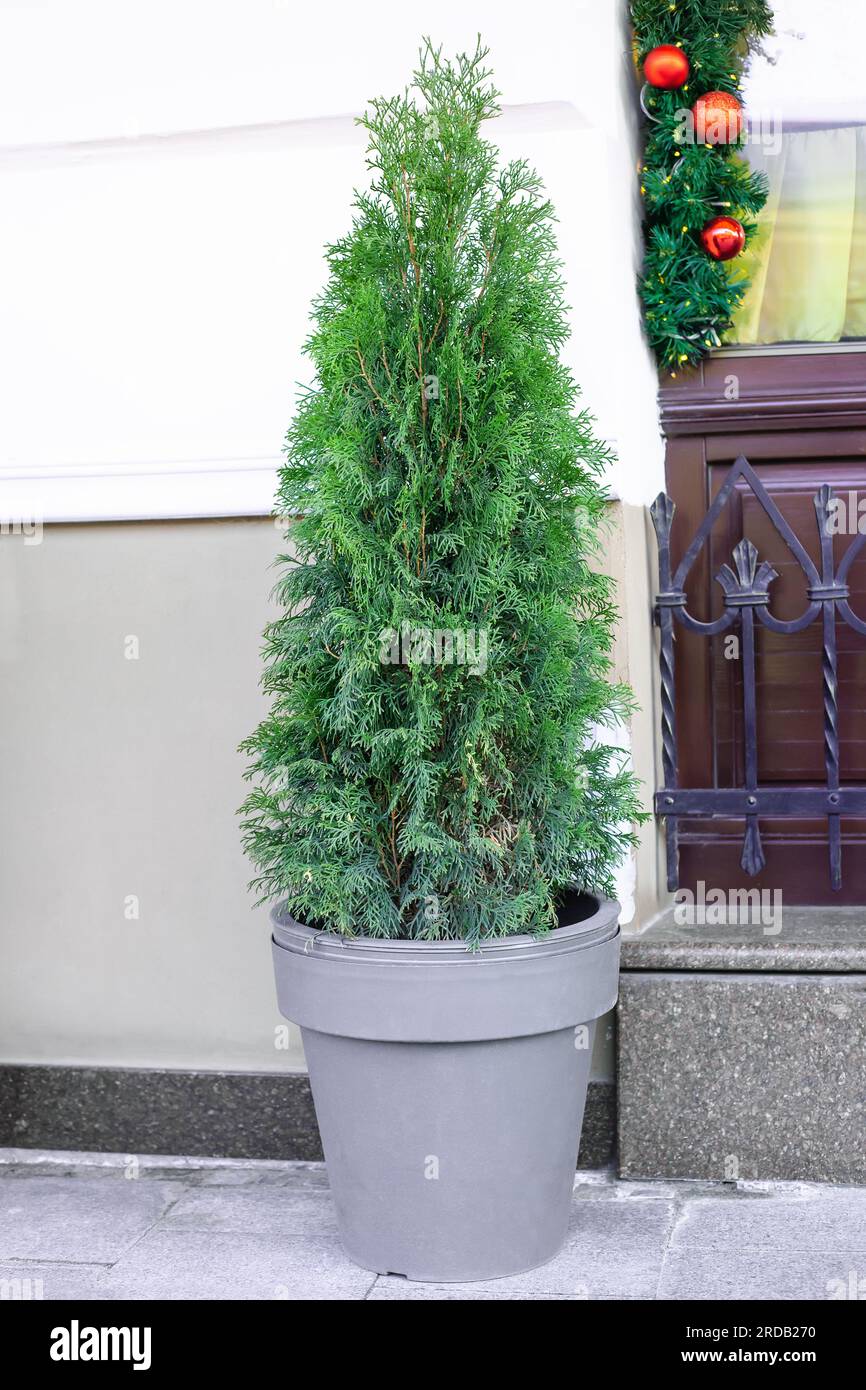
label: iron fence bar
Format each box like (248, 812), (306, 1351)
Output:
(652, 455), (866, 893)
(814, 486), (842, 889)
(650, 492), (680, 892)
(672, 456), (821, 596)
(715, 539), (777, 877)
(739, 600), (764, 875)
(654, 787), (866, 815)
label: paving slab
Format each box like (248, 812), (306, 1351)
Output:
(621, 907), (866, 973)
(100, 1227), (376, 1300)
(0, 1261), (109, 1301)
(164, 1185), (338, 1236)
(659, 1247), (865, 1301)
(368, 1284), (624, 1300)
(0, 1175), (178, 1263)
(671, 1189), (866, 1252)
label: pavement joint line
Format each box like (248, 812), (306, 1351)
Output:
(104, 1183), (197, 1267)
(671, 1243), (866, 1254)
(1, 1257), (114, 1267)
(653, 1189), (688, 1299)
(0, 1147), (321, 1175)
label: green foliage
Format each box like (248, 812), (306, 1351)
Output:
(631, 0), (774, 372)
(240, 40), (643, 942)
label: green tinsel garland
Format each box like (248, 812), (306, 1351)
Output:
(631, 0), (774, 373)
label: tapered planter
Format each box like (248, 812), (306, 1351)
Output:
(271, 892), (620, 1282)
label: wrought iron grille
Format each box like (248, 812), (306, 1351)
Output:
(651, 454), (866, 893)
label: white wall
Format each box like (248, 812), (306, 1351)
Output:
(0, 0), (663, 520)
(744, 1), (866, 128)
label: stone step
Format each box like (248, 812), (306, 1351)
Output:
(617, 909), (866, 1183)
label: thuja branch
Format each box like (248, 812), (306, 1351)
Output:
(240, 38), (644, 941)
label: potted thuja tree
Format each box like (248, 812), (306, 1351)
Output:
(241, 41), (642, 1282)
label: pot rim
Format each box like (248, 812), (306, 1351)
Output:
(271, 892), (620, 965)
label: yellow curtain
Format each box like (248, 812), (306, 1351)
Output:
(729, 126), (866, 344)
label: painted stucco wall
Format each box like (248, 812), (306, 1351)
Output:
(0, 519), (295, 1068)
(1, 0), (664, 519)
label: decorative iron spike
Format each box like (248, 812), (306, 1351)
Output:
(650, 492), (675, 540)
(716, 546), (778, 604)
(741, 818), (766, 877)
(733, 536), (759, 588)
(714, 563), (739, 601)
(814, 484), (836, 540)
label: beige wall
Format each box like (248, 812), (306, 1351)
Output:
(0, 518), (304, 1071)
(0, 513), (664, 1084)
(606, 501), (668, 930)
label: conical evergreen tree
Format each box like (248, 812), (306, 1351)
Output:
(241, 40), (642, 942)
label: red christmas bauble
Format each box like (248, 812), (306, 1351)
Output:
(643, 45), (690, 90)
(692, 90), (743, 145)
(700, 215), (746, 261)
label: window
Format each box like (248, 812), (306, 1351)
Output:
(729, 0), (866, 348)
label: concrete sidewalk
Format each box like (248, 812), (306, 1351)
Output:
(0, 1149), (864, 1300)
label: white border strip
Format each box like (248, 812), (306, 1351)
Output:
(0, 456), (281, 523)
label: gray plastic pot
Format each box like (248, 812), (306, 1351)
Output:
(271, 892), (620, 1282)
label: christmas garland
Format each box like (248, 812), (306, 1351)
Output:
(630, 0), (774, 373)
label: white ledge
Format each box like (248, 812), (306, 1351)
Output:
(0, 456), (281, 524)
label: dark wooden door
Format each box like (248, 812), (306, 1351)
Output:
(661, 351), (866, 903)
